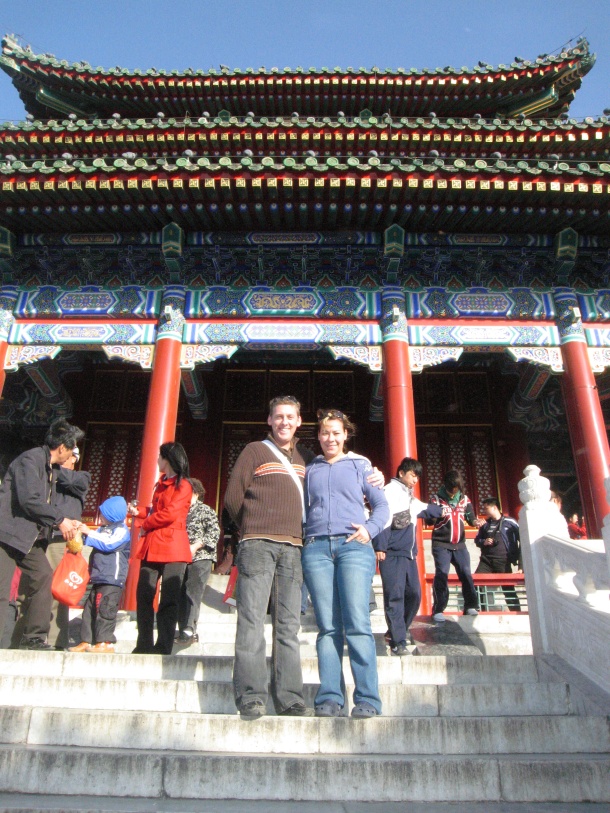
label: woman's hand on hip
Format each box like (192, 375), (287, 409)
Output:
(346, 524), (371, 543)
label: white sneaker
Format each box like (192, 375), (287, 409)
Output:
(465, 608), (479, 616)
(432, 612), (445, 622)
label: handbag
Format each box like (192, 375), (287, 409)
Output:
(51, 548), (90, 608)
(222, 565), (238, 606)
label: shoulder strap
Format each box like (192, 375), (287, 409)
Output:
(261, 439), (305, 522)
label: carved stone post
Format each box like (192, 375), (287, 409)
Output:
(518, 465), (569, 653)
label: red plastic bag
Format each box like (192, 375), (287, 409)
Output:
(222, 565), (238, 606)
(52, 549), (90, 608)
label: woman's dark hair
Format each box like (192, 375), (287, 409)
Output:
(316, 408), (356, 439)
(159, 442), (190, 486)
(44, 419), (84, 452)
(189, 477), (205, 500)
(443, 470), (464, 493)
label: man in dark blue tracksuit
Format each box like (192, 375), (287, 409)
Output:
(373, 458), (443, 655)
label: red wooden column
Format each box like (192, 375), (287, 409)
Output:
(381, 288), (430, 613)
(0, 340), (8, 398)
(0, 289), (18, 398)
(122, 292), (185, 609)
(555, 289), (610, 538)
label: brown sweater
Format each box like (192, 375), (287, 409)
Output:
(224, 435), (314, 546)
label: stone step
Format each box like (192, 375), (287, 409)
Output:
(1, 798), (609, 813)
(0, 745), (607, 803)
(0, 673), (571, 717)
(2, 707), (607, 755)
(110, 616), (390, 643)
(0, 650), (545, 686)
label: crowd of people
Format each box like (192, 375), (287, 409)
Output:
(1, 397), (561, 721)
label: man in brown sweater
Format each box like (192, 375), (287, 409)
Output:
(224, 395), (313, 719)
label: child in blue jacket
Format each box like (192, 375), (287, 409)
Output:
(373, 457), (443, 655)
(69, 496), (131, 654)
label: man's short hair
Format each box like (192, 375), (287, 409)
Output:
(481, 497), (501, 511)
(397, 457), (423, 479)
(44, 419), (84, 452)
(268, 395), (301, 416)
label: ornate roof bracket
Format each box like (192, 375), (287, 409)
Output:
(23, 358), (73, 418)
(4, 344), (61, 371)
(507, 362), (556, 430)
(553, 227), (578, 285)
(589, 347), (610, 373)
(0, 227), (16, 280)
(369, 373), (384, 423)
(35, 85), (93, 119)
(503, 85), (558, 118)
(102, 344), (154, 369)
(328, 345), (382, 372)
(180, 344), (239, 369)
(409, 346), (463, 373)
(180, 370), (209, 420)
(161, 222), (185, 283)
(505, 346), (564, 372)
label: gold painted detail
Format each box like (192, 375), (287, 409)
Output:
(249, 293), (317, 311)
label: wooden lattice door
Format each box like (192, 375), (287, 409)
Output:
(416, 426), (497, 513)
(81, 424), (142, 524)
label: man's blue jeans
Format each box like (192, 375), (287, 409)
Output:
(233, 539), (304, 713)
(302, 534), (381, 714)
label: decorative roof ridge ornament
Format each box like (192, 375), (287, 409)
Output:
(1, 33), (593, 82)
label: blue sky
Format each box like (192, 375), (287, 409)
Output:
(0, 0), (608, 121)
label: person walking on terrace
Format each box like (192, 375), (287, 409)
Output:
(430, 470), (481, 622)
(474, 497), (521, 612)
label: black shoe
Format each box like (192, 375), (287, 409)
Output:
(391, 643), (408, 656)
(239, 700), (266, 720)
(314, 701), (343, 718)
(351, 702), (379, 719)
(19, 637), (53, 651)
(278, 702), (313, 717)
(174, 631), (198, 646)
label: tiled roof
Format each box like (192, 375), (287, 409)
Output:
(1, 35), (596, 120)
(0, 114), (607, 164)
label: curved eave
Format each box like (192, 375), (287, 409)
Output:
(1, 37), (595, 120)
(1, 165), (608, 236)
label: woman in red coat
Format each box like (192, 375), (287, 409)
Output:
(129, 442), (193, 654)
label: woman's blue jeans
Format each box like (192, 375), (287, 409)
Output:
(302, 534), (381, 713)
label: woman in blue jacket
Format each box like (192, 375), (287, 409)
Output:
(302, 409), (389, 719)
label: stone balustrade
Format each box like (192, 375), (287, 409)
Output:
(518, 465), (610, 695)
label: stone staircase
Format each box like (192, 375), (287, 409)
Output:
(0, 575), (608, 811)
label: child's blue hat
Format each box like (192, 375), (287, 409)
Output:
(100, 496), (127, 523)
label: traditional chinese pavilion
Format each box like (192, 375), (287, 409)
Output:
(1, 35), (609, 609)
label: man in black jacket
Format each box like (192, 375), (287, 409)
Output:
(0, 419), (85, 650)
